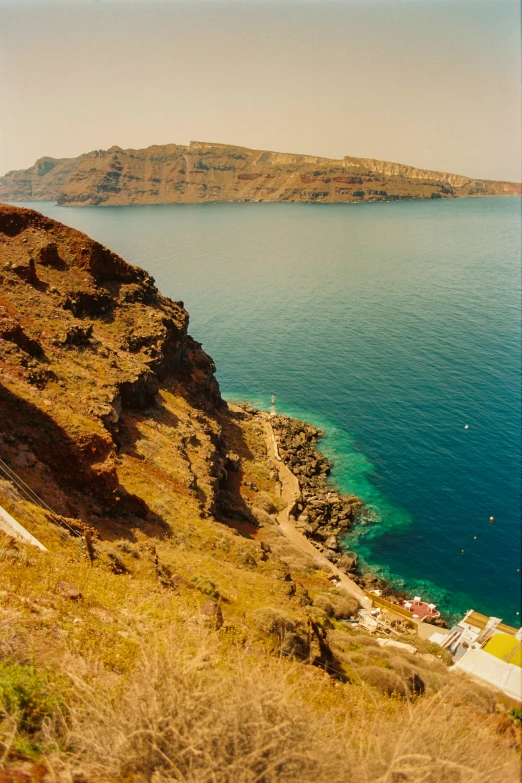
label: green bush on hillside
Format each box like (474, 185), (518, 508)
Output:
(192, 575), (220, 598)
(0, 661), (63, 734)
(0, 660), (67, 757)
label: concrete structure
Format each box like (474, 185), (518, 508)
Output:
(437, 610), (522, 705)
(453, 648), (522, 705)
(0, 502), (47, 551)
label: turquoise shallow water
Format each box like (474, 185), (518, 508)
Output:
(12, 197), (522, 626)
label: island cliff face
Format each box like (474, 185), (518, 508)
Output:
(1, 141), (519, 206)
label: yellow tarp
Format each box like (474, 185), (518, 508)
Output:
(484, 633), (522, 667)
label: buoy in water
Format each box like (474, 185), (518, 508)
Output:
(464, 424), (469, 429)
(489, 516), (494, 522)
(473, 536), (477, 540)
(461, 549), (465, 554)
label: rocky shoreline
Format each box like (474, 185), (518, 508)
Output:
(239, 405), (447, 625)
(270, 414), (383, 592)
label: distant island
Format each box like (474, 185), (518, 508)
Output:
(1, 140), (520, 206)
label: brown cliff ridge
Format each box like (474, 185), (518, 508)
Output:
(0, 202), (226, 527)
(1, 140), (520, 206)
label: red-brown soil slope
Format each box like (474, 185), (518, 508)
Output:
(0, 203), (227, 534)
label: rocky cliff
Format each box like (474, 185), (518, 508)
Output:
(1, 141), (519, 206)
(0, 154), (90, 202)
(0, 203), (227, 530)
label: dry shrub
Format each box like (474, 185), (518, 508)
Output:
(253, 607), (296, 637)
(115, 540), (140, 559)
(0, 538), (37, 568)
(333, 596), (358, 619)
(388, 654), (449, 693)
(61, 623), (348, 783)
(253, 608), (308, 659)
(192, 575), (219, 598)
(342, 648), (444, 698)
(252, 491), (277, 515)
(251, 507), (275, 526)
(0, 607), (24, 661)
(344, 651), (373, 668)
(387, 660), (426, 696)
(359, 643), (392, 659)
(451, 680), (498, 714)
(313, 592), (358, 620)
(313, 594), (336, 616)
(309, 606), (331, 629)
(357, 665), (409, 698)
(345, 633), (379, 649)
(278, 551), (317, 574)
(343, 644), (392, 668)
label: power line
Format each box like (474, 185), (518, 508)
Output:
(0, 457), (82, 542)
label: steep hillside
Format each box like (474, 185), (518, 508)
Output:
(0, 203), (225, 530)
(1, 141), (519, 206)
(0, 204), (520, 782)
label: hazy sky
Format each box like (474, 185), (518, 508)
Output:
(0, 0), (520, 181)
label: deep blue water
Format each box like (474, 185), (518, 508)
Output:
(12, 197), (521, 626)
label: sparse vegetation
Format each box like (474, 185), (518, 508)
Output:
(1, 428), (520, 782)
(0, 660), (67, 758)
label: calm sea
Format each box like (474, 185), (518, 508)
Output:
(12, 197), (522, 626)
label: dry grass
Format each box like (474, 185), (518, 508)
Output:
(1, 536), (520, 782)
(345, 686), (521, 783)
(54, 621), (350, 783)
(26, 620), (516, 783)
(0, 606), (519, 783)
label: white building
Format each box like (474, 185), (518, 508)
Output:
(434, 610), (522, 705)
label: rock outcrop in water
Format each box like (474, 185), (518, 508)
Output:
(271, 415), (361, 545)
(1, 140), (519, 206)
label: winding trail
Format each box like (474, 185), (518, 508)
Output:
(261, 414), (371, 609)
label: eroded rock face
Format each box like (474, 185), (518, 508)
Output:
(0, 203), (224, 516)
(0, 141), (519, 206)
(200, 600), (224, 630)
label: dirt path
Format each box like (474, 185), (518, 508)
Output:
(261, 415), (371, 609)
